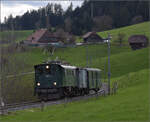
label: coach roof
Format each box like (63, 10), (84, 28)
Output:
(61, 65), (77, 70)
(85, 68), (101, 72)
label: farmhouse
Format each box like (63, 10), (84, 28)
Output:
(82, 32), (103, 43)
(128, 35), (149, 50)
(26, 29), (63, 44)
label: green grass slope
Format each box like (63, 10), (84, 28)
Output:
(0, 30), (33, 42)
(0, 47), (149, 122)
(77, 21), (150, 43)
(98, 21), (150, 43)
(0, 22), (149, 121)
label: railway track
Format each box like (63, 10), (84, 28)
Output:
(0, 86), (107, 115)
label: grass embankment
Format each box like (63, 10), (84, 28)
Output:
(0, 47), (149, 122)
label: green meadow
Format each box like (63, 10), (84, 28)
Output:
(0, 21), (149, 121)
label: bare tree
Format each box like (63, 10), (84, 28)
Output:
(93, 15), (113, 32)
(130, 15), (143, 25)
(55, 28), (67, 43)
(64, 17), (72, 33)
(117, 32), (126, 46)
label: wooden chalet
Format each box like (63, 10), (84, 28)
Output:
(128, 35), (149, 50)
(26, 29), (63, 44)
(82, 32), (103, 43)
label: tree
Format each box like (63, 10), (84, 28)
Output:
(64, 17), (72, 33)
(117, 32), (126, 46)
(55, 28), (67, 43)
(93, 15), (113, 32)
(130, 15), (143, 25)
(119, 7), (131, 26)
(65, 2), (73, 17)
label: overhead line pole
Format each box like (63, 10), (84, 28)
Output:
(107, 34), (111, 95)
(0, 0), (5, 113)
(91, 0), (94, 19)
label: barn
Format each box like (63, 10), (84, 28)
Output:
(128, 35), (149, 50)
(82, 32), (103, 43)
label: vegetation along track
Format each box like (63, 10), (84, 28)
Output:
(0, 83), (108, 115)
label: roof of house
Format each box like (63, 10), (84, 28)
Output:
(82, 31), (103, 40)
(27, 29), (47, 42)
(83, 32), (98, 39)
(128, 35), (148, 43)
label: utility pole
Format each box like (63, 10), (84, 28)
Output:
(91, 0), (94, 19)
(107, 34), (112, 95)
(45, 6), (50, 30)
(0, 0), (5, 113)
(87, 0), (94, 68)
(86, 44), (89, 68)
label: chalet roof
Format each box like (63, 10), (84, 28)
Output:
(26, 29), (63, 43)
(27, 29), (47, 42)
(82, 32), (97, 39)
(128, 35), (148, 43)
(82, 31), (103, 41)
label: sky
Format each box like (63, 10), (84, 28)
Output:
(1, 0), (84, 23)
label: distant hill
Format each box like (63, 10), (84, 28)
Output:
(98, 21), (150, 43)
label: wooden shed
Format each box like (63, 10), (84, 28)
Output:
(128, 35), (149, 50)
(82, 32), (103, 43)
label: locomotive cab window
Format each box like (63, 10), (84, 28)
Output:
(35, 67), (43, 74)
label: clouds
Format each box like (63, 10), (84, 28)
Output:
(1, 1), (40, 23)
(1, 0), (83, 23)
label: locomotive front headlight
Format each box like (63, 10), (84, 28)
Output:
(37, 82), (40, 86)
(46, 65), (49, 69)
(54, 82), (57, 86)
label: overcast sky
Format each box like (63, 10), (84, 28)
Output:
(1, 0), (84, 23)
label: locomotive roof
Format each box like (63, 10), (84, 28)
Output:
(61, 65), (77, 70)
(84, 68), (101, 72)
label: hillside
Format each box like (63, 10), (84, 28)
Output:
(0, 21), (150, 44)
(0, 30), (33, 43)
(77, 21), (150, 43)
(98, 21), (150, 42)
(0, 47), (149, 122)
(0, 22), (149, 121)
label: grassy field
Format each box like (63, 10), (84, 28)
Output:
(0, 30), (33, 43)
(0, 22), (149, 121)
(98, 21), (150, 42)
(0, 47), (149, 122)
(76, 21), (150, 43)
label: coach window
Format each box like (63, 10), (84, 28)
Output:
(65, 69), (67, 76)
(89, 71), (91, 82)
(72, 70), (74, 76)
(92, 71), (94, 86)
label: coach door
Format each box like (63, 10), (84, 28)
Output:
(79, 69), (87, 88)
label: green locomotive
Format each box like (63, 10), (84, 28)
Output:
(34, 61), (102, 100)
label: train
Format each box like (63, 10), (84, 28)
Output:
(34, 61), (102, 100)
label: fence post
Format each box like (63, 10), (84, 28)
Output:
(41, 101), (45, 112)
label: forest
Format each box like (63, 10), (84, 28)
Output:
(1, 0), (149, 35)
